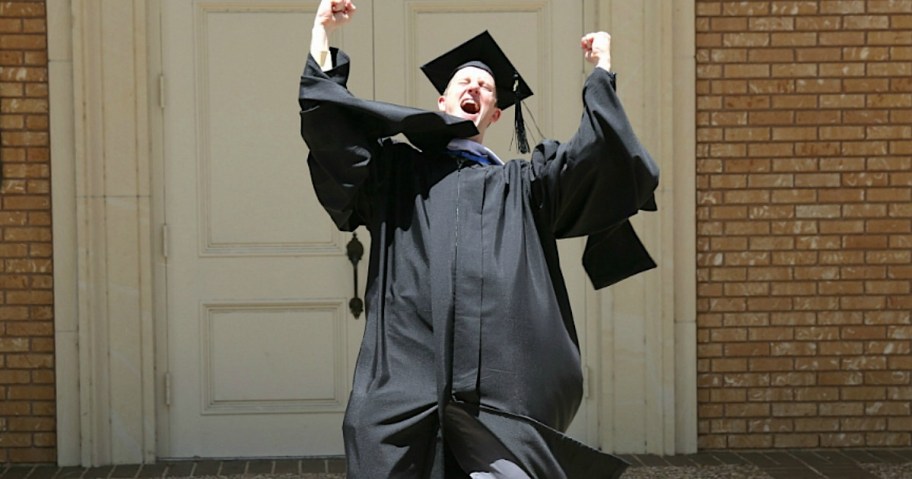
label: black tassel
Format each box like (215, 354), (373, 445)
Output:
(513, 73), (530, 154)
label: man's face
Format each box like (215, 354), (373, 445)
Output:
(437, 66), (502, 142)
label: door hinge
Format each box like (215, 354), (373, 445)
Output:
(161, 224), (170, 259)
(164, 372), (172, 406)
(159, 74), (166, 109)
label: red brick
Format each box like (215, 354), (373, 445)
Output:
(797, 79), (843, 94)
(888, 385), (912, 400)
(0, 370), (30, 384)
(845, 110), (889, 124)
(795, 298), (848, 314)
(820, 220), (865, 234)
(819, 402), (865, 416)
(770, 342), (817, 356)
(711, 111), (749, 125)
(866, 432), (912, 446)
(865, 371), (911, 385)
(770, 31), (818, 47)
(843, 417), (887, 431)
(772, 402), (818, 417)
(723, 32), (771, 47)
(792, 266), (839, 280)
(32, 434), (55, 448)
(819, 342), (864, 356)
(8, 449), (56, 463)
(774, 433), (820, 448)
(869, 30), (912, 45)
(724, 2), (771, 16)
(7, 417), (54, 432)
(712, 268), (749, 282)
(769, 280), (817, 295)
(7, 385), (53, 400)
(794, 418), (840, 432)
(888, 326), (912, 339)
(0, 433), (32, 448)
(750, 235), (795, 250)
(748, 389), (795, 403)
(817, 372), (864, 391)
(866, 402), (911, 416)
(697, 434), (726, 449)
(867, 250), (912, 264)
(819, 63), (866, 77)
(819, 312), (865, 326)
(888, 417), (912, 432)
(869, 157), (912, 172)
(869, 0), (912, 13)
(6, 354), (53, 369)
(842, 296), (889, 310)
(819, 31), (866, 46)
(749, 205), (795, 219)
(845, 15), (891, 29)
(712, 17), (749, 31)
(821, 433), (866, 447)
(748, 48), (795, 62)
(818, 0), (864, 13)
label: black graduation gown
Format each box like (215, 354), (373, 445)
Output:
(299, 48), (659, 479)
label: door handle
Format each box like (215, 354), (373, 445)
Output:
(346, 233), (364, 318)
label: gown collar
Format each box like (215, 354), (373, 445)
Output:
(445, 138), (503, 166)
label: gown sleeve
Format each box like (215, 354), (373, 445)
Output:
(299, 48), (381, 231)
(531, 68), (661, 288)
(532, 68), (659, 237)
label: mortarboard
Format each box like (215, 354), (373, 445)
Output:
(421, 31), (534, 153)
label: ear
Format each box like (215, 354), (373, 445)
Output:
(437, 95), (447, 112)
(490, 108), (502, 124)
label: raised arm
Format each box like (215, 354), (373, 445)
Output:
(532, 32), (659, 238)
(310, 0), (356, 71)
(300, 0), (378, 231)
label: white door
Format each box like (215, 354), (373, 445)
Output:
(160, 0), (596, 459)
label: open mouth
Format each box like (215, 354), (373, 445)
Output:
(460, 98), (480, 114)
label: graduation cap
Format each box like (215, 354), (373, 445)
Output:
(421, 31), (534, 153)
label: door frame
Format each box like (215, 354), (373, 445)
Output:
(49, 0), (696, 466)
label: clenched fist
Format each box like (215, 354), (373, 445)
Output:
(315, 0), (357, 33)
(581, 32), (611, 71)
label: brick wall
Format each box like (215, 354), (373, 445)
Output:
(696, 0), (912, 449)
(0, 0), (54, 464)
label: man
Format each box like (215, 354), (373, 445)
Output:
(299, 0), (659, 477)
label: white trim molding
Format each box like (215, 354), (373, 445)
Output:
(594, 0), (697, 454)
(48, 0), (79, 467)
(50, 0), (157, 466)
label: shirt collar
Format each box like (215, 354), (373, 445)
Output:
(446, 138), (503, 165)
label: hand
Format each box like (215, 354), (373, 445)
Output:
(581, 32), (611, 71)
(315, 0), (357, 33)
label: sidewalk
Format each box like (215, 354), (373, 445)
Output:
(3, 449), (912, 479)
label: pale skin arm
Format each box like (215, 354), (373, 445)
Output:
(581, 32), (611, 72)
(310, 0), (357, 71)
